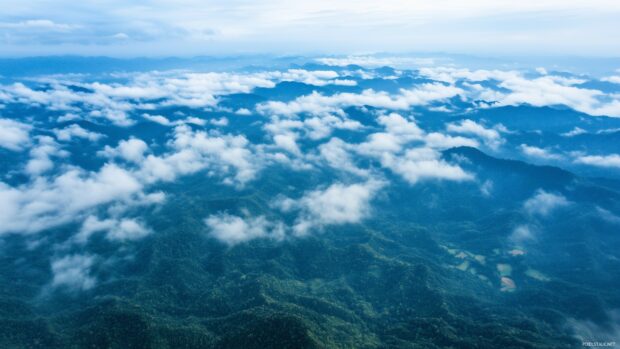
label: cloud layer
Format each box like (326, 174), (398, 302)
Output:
(1, 59), (619, 296)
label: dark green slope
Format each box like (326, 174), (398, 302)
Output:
(3, 148), (620, 348)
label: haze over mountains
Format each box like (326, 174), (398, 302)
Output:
(1, 55), (620, 348)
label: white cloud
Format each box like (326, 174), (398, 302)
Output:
(419, 67), (519, 84)
(0, 70), (278, 126)
(596, 207), (620, 225)
(275, 180), (385, 236)
(0, 164), (142, 235)
(112, 32), (130, 40)
(333, 79), (357, 86)
(57, 113), (81, 122)
(264, 114), (363, 142)
(488, 74), (620, 117)
(0, 69), (365, 132)
(317, 56), (436, 68)
(420, 67), (620, 117)
(523, 190), (570, 216)
(568, 310), (620, 344)
(135, 69), (354, 108)
(496, 75), (605, 114)
(25, 136), (68, 176)
(346, 113), (474, 183)
(370, 113), (478, 151)
(0, 118), (32, 151)
(53, 124), (104, 142)
(318, 138), (368, 176)
(380, 148), (473, 184)
(257, 83), (463, 117)
(519, 144), (562, 160)
(270, 69), (339, 86)
(184, 117), (207, 126)
(235, 108), (252, 116)
(509, 224), (536, 245)
(574, 153), (620, 168)
(205, 213), (285, 245)
(76, 215), (151, 243)
(561, 127), (587, 137)
(357, 132), (402, 156)
(273, 134), (301, 156)
(142, 113), (172, 126)
(109, 218), (151, 241)
(446, 119), (504, 149)
(142, 113), (209, 127)
(3, 82), (135, 126)
(480, 179), (493, 197)
(137, 125), (259, 186)
(423, 132), (479, 149)
(51, 254), (96, 291)
(378, 113), (425, 141)
(99, 138), (149, 164)
(75, 215), (115, 243)
(355, 113), (424, 157)
(210, 117), (229, 126)
(601, 75), (620, 84)
(0, 19), (78, 31)
(0, 120), (263, 237)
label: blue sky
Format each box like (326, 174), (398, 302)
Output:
(1, 0), (619, 57)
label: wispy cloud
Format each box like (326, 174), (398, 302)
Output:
(519, 144), (563, 161)
(1, 1), (619, 55)
(205, 213), (285, 246)
(51, 254), (96, 291)
(574, 153), (620, 168)
(523, 190), (570, 217)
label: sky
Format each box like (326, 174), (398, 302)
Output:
(1, 0), (620, 57)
